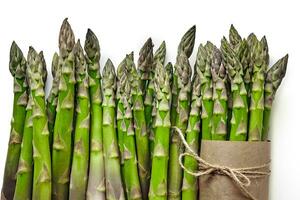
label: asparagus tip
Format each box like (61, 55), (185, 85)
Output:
(59, 18), (75, 58)
(84, 28), (100, 61)
(51, 52), (59, 78)
(9, 41), (26, 77)
(178, 25), (196, 58)
(229, 24), (242, 46)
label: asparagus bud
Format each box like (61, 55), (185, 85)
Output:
(178, 25), (196, 58)
(262, 54), (288, 140)
(138, 38), (154, 92)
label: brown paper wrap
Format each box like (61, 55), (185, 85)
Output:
(199, 140), (270, 200)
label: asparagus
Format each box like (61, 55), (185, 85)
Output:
(145, 41), (166, 159)
(117, 57), (127, 183)
(69, 41), (90, 200)
(47, 52), (60, 148)
(165, 62), (173, 86)
(196, 43), (213, 140)
(39, 51), (48, 84)
(229, 26), (251, 97)
(211, 46), (228, 140)
(181, 64), (201, 200)
(168, 26), (195, 200)
(168, 52), (192, 200)
(85, 29), (106, 200)
(246, 33), (258, 93)
(2, 42), (28, 200)
(177, 25), (196, 58)
(13, 50), (35, 200)
(221, 38), (248, 141)
(13, 95), (33, 200)
(52, 19), (76, 199)
(14, 50), (47, 200)
(248, 38), (268, 141)
(102, 59), (125, 200)
(138, 38), (154, 94)
(263, 55), (288, 140)
(127, 53), (150, 199)
(171, 26), (196, 135)
(229, 25), (242, 50)
(27, 47), (52, 200)
(149, 61), (172, 200)
(119, 57), (143, 200)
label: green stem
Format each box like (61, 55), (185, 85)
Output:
(14, 97), (33, 200)
(2, 42), (28, 200)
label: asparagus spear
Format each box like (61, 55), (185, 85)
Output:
(52, 19), (76, 199)
(165, 62), (173, 88)
(263, 55), (288, 140)
(119, 58), (143, 200)
(13, 95), (33, 200)
(177, 25), (196, 58)
(39, 51), (48, 84)
(221, 38), (248, 141)
(47, 52), (60, 148)
(69, 40), (90, 200)
(246, 33), (258, 93)
(229, 25), (242, 50)
(85, 29), (106, 200)
(168, 52), (192, 200)
(138, 38), (154, 94)
(117, 57), (127, 184)
(229, 26), (252, 96)
(211, 46), (228, 140)
(171, 26), (196, 134)
(14, 50), (47, 200)
(127, 53), (150, 199)
(168, 26), (195, 200)
(196, 43), (213, 140)
(27, 47), (52, 200)
(248, 38), (268, 141)
(145, 41), (166, 159)
(2, 42), (28, 200)
(181, 64), (201, 200)
(102, 59), (125, 200)
(149, 61), (172, 200)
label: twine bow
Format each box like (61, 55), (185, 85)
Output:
(173, 126), (271, 200)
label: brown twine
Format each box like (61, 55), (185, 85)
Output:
(173, 126), (271, 200)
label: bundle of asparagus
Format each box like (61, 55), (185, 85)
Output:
(1, 19), (288, 200)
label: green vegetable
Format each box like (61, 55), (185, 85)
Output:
(47, 52), (60, 149)
(211, 46), (228, 140)
(168, 52), (192, 200)
(13, 95), (33, 200)
(221, 38), (248, 141)
(181, 65), (201, 200)
(263, 55), (288, 140)
(52, 18), (76, 199)
(118, 55), (142, 199)
(2, 42), (28, 200)
(145, 41), (166, 160)
(117, 56), (127, 184)
(149, 61), (172, 200)
(196, 43), (213, 140)
(85, 29), (106, 200)
(248, 38), (268, 141)
(69, 41), (90, 200)
(128, 53), (150, 200)
(27, 47), (52, 200)
(102, 59), (125, 200)
(138, 38), (154, 94)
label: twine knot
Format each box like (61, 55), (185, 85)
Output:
(173, 126), (270, 200)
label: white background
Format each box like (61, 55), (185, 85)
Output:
(0, 0), (299, 199)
